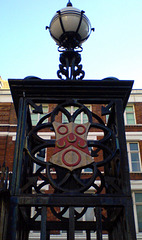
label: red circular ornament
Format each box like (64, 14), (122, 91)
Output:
(62, 149), (81, 167)
(56, 139), (66, 148)
(75, 125), (86, 135)
(67, 133), (77, 143)
(57, 125), (68, 135)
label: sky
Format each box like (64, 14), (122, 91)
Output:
(0, 0), (142, 89)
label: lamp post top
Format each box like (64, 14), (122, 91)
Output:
(46, 1), (94, 80)
(67, 0), (72, 7)
(48, 4), (92, 48)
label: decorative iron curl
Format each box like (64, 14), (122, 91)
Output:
(57, 51), (85, 80)
(46, 162), (98, 193)
(50, 206), (87, 221)
(25, 100), (117, 194)
(51, 100), (92, 123)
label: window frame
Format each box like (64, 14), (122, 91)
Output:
(127, 142), (142, 173)
(30, 104), (49, 126)
(62, 105), (92, 124)
(60, 206), (95, 236)
(132, 191), (142, 233)
(33, 148), (47, 174)
(124, 104), (136, 125)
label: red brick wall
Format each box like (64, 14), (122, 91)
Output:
(5, 137), (15, 171)
(0, 103), (17, 125)
(91, 104), (106, 123)
(125, 125), (142, 132)
(0, 103), (11, 124)
(9, 103), (17, 124)
(0, 136), (7, 167)
(135, 102), (142, 124)
(0, 136), (15, 171)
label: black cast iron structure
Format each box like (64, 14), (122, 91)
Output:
(0, 2), (136, 239)
(3, 77), (136, 240)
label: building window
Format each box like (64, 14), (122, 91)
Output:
(85, 207), (95, 221)
(127, 142), (141, 172)
(33, 149), (46, 173)
(83, 147), (94, 173)
(30, 104), (48, 125)
(61, 207), (95, 235)
(134, 192), (142, 233)
(124, 105), (136, 125)
(60, 207), (84, 235)
(62, 106), (91, 124)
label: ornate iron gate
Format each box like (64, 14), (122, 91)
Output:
(6, 77), (136, 240)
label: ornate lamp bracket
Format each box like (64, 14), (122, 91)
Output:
(57, 50), (85, 80)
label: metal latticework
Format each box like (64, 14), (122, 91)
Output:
(4, 77), (136, 240)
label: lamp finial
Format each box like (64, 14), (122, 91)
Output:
(67, 0), (72, 7)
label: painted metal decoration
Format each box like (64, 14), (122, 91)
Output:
(50, 121), (93, 171)
(26, 100), (117, 193)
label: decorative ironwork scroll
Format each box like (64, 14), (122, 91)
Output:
(26, 100), (117, 194)
(57, 51), (85, 80)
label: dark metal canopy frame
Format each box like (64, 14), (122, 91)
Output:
(1, 77), (136, 240)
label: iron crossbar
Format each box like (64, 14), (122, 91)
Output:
(11, 194), (132, 207)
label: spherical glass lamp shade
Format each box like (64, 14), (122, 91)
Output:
(49, 6), (91, 48)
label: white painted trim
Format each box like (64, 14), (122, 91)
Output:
(129, 90), (142, 103)
(29, 232), (108, 240)
(0, 124), (17, 127)
(0, 131), (142, 143)
(131, 180), (142, 191)
(126, 132), (142, 136)
(0, 132), (16, 137)
(1, 131), (142, 141)
(37, 132), (55, 136)
(0, 131), (141, 137)
(131, 90), (142, 94)
(29, 232), (142, 240)
(88, 132), (103, 136)
(0, 131), (55, 141)
(0, 132), (16, 142)
(0, 90), (12, 102)
(126, 132), (142, 141)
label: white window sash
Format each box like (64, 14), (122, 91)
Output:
(33, 148), (47, 174)
(127, 142), (141, 173)
(62, 105), (92, 124)
(30, 104), (48, 125)
(132, 192), (142, 233)
(124, 105), (136, 125)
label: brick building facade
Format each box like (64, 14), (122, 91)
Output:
(0, 79), (142, 239)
